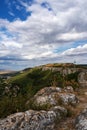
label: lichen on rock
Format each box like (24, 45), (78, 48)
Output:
(59, 93), (78, 105)
(75, 108), (87, 130)
(32, 87), (78, 108)
(0, 106), (67, 130)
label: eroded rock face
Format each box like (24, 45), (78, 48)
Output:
(78, 72), (87, 87)
(75, 108), (87, 130)
(59, 93), (78, 105)
(0, 106), (67, 130)
(33, 87), (78, 107)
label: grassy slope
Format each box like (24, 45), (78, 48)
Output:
(8, 67), (64, 95)
(0, 66), (64, 118)
(0, 63), (86, 118)
(6, 63), (86, 97)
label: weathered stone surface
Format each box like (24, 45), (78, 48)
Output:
(0, 106), (67, 130)
(75, 108), (87, 130)
(33, 87), (78, 107)
(50, 106), (67, 118)
(35, 87), (62, 96)
(0, 86), (79, 130)
(78, 72), (87, 87)
(33, 87), (62, 106)
(41, 66), (79, 75)
(64, 86), (74, 93)
(59, 93), (78, 105)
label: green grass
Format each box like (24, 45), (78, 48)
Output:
(8, 68), (64, 95)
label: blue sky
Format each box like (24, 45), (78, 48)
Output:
(0, 0), (87, 70)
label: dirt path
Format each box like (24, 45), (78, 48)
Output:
(56, 87), (87, 130)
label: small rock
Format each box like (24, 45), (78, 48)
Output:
(50, 106), (67, 118)
(75, 108), (87, 130)
(64, 86), (74, 93)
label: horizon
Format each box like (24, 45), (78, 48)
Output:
(0, 62), (87, 71)
(0, 0), (87, 70)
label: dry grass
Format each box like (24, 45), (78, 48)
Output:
(55, 86), (87, 130)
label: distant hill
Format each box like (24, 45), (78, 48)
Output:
(0, 70), (14, 75)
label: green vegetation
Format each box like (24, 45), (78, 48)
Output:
(66, 72), (80, 82)
(0, 95), (26, 118)
(8, 68), (64, 96)
(0, 68), (64, 118)
(0, 78), (7, 97)
(0, 64), (82, 118)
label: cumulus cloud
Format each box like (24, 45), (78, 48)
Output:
(62, 44), (87, 56)
(0, 0), (87, 69)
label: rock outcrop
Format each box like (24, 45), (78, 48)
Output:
(32, 87), (78, 107)
(0, 106), (67, 130)
(0, 86), (79, 130)
(41, 65), (87, 87)
(78, 71), (87, 87)
(75, 108), (87, 130)
(42, 66), (78, 75)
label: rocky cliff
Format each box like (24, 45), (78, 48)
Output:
(78, 71), (87, 87)
(41, 66), (87, 87)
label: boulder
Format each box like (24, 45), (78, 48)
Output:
(75, 108), (87, 130)
(32, 87), (78, 107)
(33, 87), (62, 106)
(0, 106), (67, 130)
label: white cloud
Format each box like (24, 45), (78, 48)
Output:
(62, 44), (87, 56)
(0, 0), (87, 69)
(58, 31), (87, 41)
(8, 11), (15, 16)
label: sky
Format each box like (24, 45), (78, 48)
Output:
(0, 0), (87, 70)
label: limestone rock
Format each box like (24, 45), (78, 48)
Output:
(75, 108), (87, 130)
(33, 87), (62, 106)
(35, 87), (62, 96)
(0, 106), (67, 130)
(50, 106), (67, 118)
(33, 87), (78, 107)
(78, 72), (87, 87)
(64, 86), (74, 93)
(59, 93), (78, 105)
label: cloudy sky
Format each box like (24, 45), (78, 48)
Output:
(0, 0), (87, 70)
